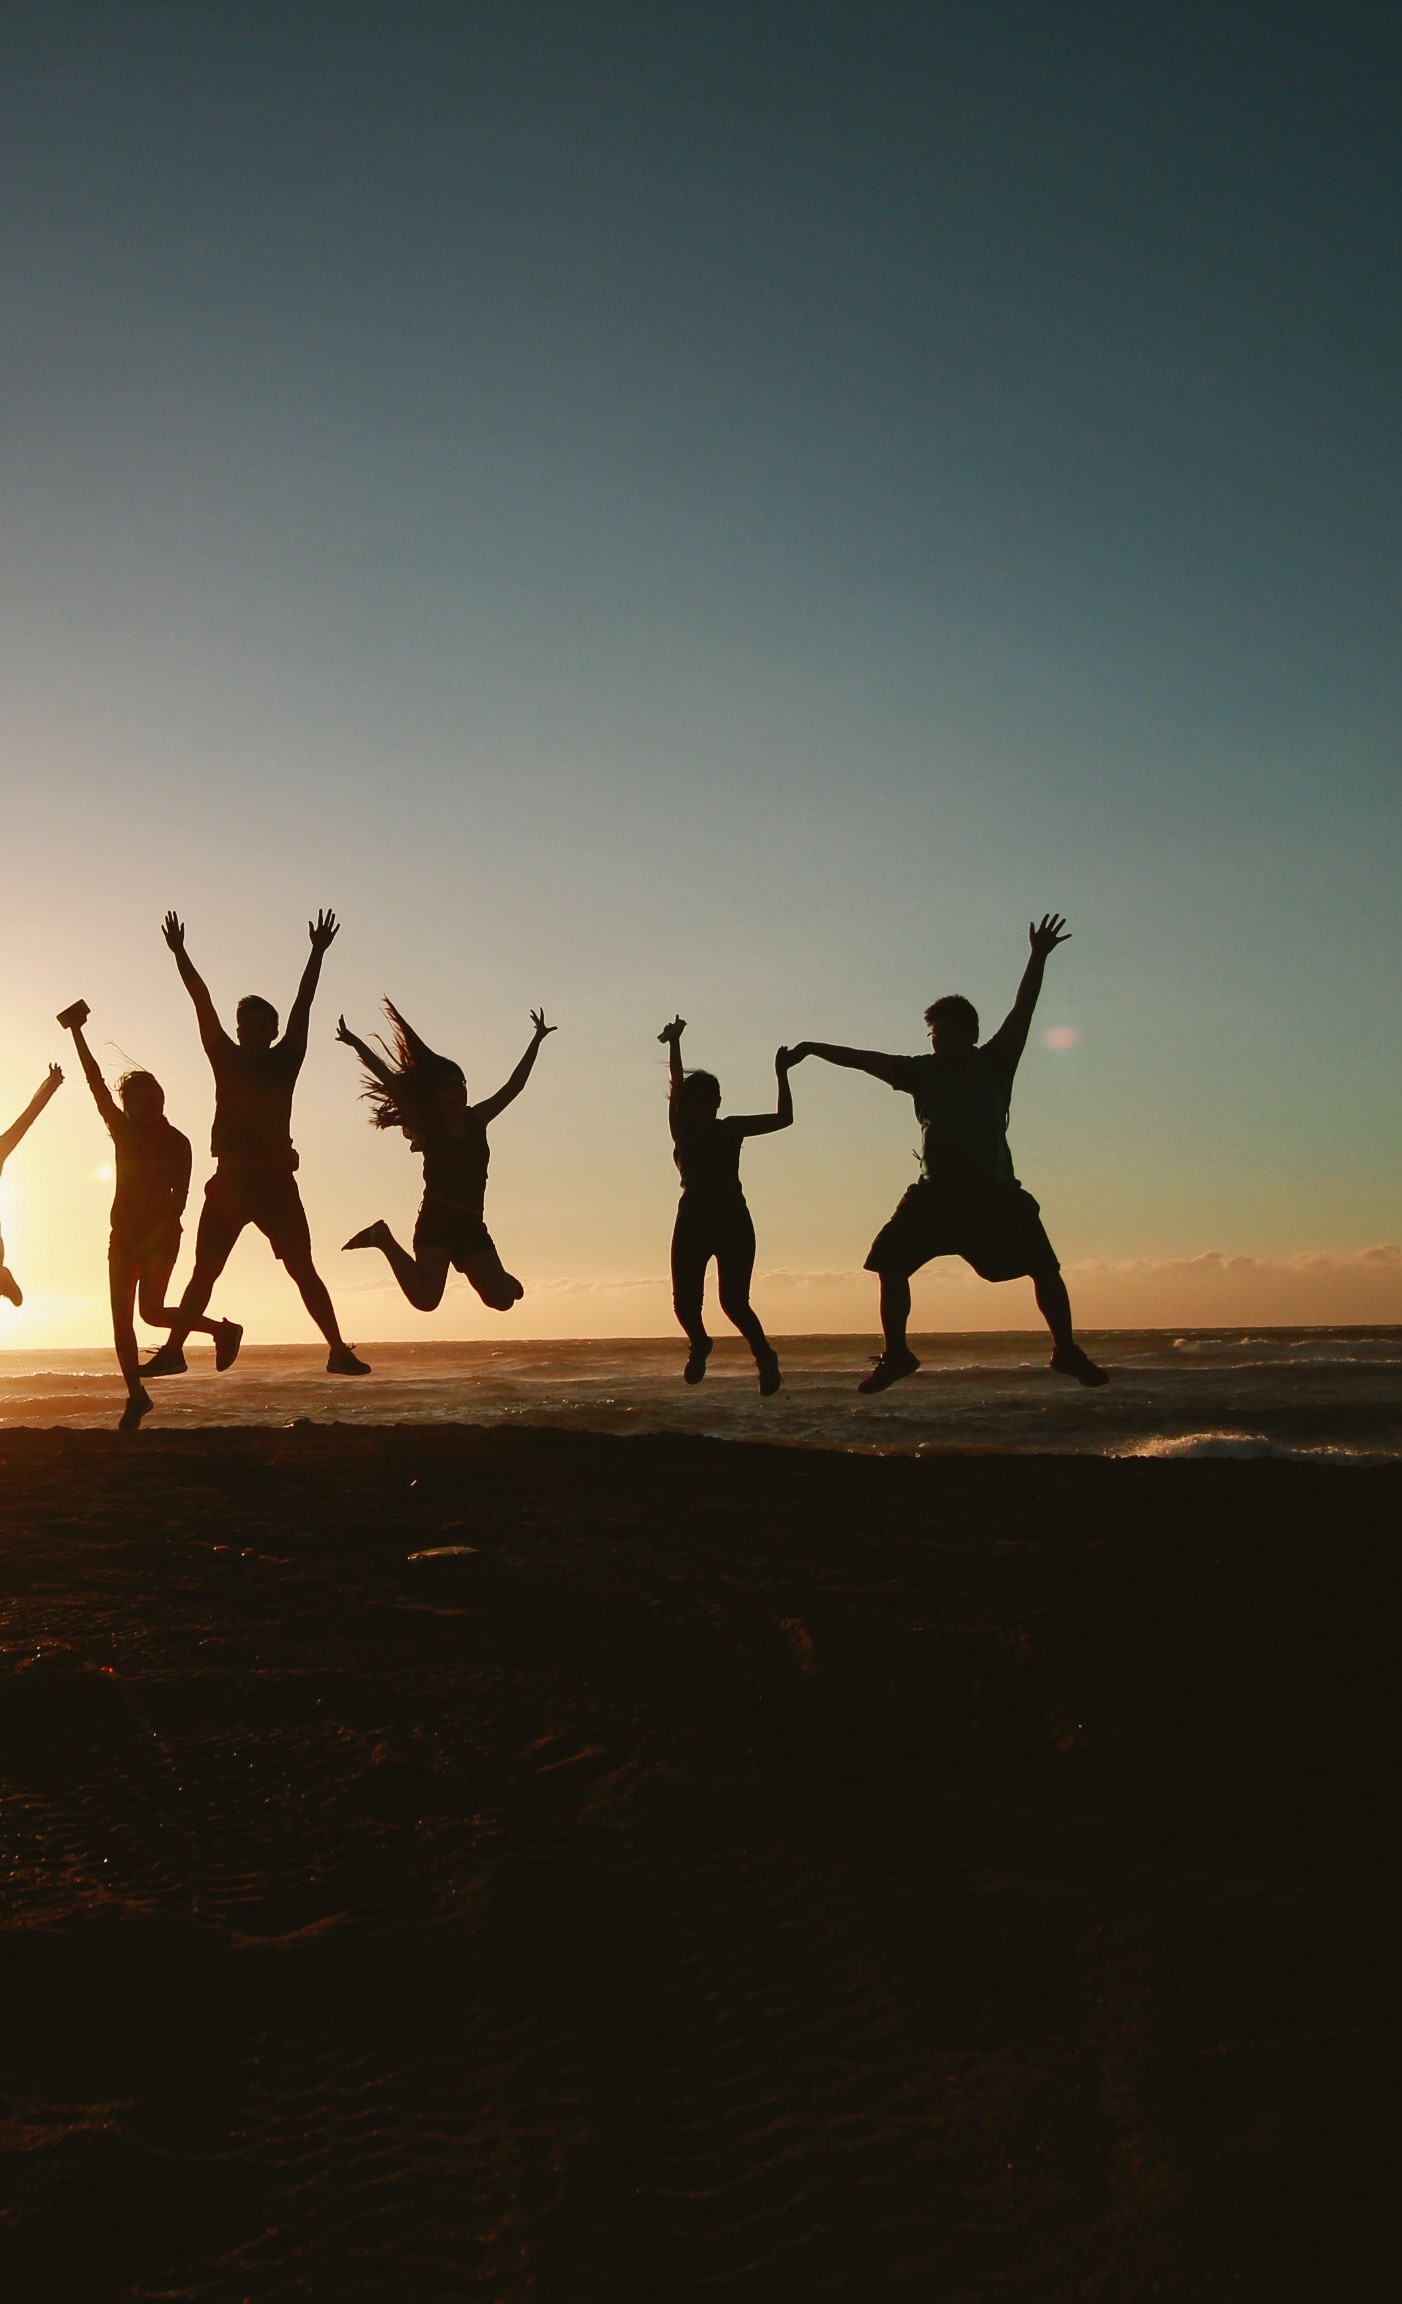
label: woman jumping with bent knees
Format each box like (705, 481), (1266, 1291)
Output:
(338, 1002), (554, 1313)
(659, 1016), (792, 1397)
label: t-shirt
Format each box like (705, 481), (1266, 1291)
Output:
(419, 1111), (491, 1215)
(671, 1114), (746, 1204)
(108, 1112), (192, 1238)
(888, 1031), (1024, 1188)
(209, 1037), (303, 1171)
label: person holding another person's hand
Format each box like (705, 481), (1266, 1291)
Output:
(659, 1016), (793, 1396)
(789, 915), (1108, 1394)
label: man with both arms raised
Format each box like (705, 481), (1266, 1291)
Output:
(143, 908), (370, 1381)
(789, 913), (1109, 1394)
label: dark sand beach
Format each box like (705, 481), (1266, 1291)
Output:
(0, 1426), (1394, 2301)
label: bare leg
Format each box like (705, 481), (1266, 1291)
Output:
(0, 1226), (21, 1306)
(461, 1245), (523, 1313)
(145, 1206), (242, 1372)
(1032, 1255), (1109, 1386)
(670, 1219), (712, 1382)
(857, 1265), (922, 1393)
(715, 1225), (780, 1394)
(282, 1247), (351, 1348)
(137, 1234), (224, 1340)
(879, 1269), (912, 1356)
(1032, 1264), (1075, 1351)
(109, 1258), (143, 1393)
(347, 1222), (450, 1311)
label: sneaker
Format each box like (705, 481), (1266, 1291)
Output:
(0, 1265), (21, 1307)
(857, 1349), (921, 1395)
(327, 1345), (371, 1375)
(213, 1320), (244, 1372)
(1050, 1344), (1110, 1387)
(343, 1221), (388, 1252)
(141, 1344), (188, 1378)
(118, 1388), (153, 1433)
(683, 1338), (712, 1386)
(755, 1347), (782, 1398)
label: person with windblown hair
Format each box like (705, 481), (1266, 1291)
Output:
(658, 1015), (793, 1396)
(338, 1000), (555, 1313)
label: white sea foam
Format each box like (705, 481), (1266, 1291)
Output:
(1122, 1431), (1397, 1464)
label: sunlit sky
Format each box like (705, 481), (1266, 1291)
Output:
(2, 1), (1399, 1349)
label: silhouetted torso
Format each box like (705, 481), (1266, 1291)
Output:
(108, 1114), (190, 1237)
(672, 1116), (747, 1207)
(210, 1038), (302, 1171)
(888, 1032), (1023, 1187)
(419, 1112), (491, 1214)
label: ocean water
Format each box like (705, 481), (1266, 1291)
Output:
(3, 1329), (1401, 1459)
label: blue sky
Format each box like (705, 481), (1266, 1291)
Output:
(2, 1), (1398, 1343)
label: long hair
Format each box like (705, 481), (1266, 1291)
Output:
(361, 1001), (466, 1145)
(117, 1068), (165, 1116)
(670, 1068), (721, 1139)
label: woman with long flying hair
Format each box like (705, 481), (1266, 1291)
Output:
(338, 1000), (554, 1312)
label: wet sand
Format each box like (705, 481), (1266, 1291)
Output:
(0, 1427), (1394, 2301)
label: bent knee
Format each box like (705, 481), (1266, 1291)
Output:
(471, 1266), (522, 1311)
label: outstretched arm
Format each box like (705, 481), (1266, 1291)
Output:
(475, 1009), (557, 1125)
(0, 1065), (63, 1167)
(334, 1014), (397, 1091)
(990, 913), (1071, 1063)
(734, 1047), (796, 1137)
(785, 1040), (908, 1088)
(162, 913), (228, 1060)
(64, 1014), (121, 1134)
(658, 1015), (687, 1098)
(283, 910), (340, 1062)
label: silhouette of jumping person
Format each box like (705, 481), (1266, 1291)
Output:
(659, 1017), (792, 1396)
(338, 1002), (555, 1312)
(0, 1063), (62, 1307)
(789, 916), (1108, 1393)
(143, 911), (369, 1378)
(59, 1000), (242, 1430)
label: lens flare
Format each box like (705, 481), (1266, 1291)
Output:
(1041, 1026), (1079, 1050)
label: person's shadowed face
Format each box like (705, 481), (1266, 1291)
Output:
(120, 1072), (166, 1126)
(236, 997), (279, 1052)
(434, 1076), (471, 1131)
(925, 995), (979, 1060)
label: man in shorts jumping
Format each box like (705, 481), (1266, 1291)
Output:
(789, 914), (1108, 1394)
(143, 909), (369, 1379)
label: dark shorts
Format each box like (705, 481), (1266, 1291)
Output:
(109, 1215), (181, 1272)
(865, 1178), (1058, 1283)
(672, 1192), (755, 1263)
(200, 1164), (312, 1265)
(414, 1194), (497, 1272)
